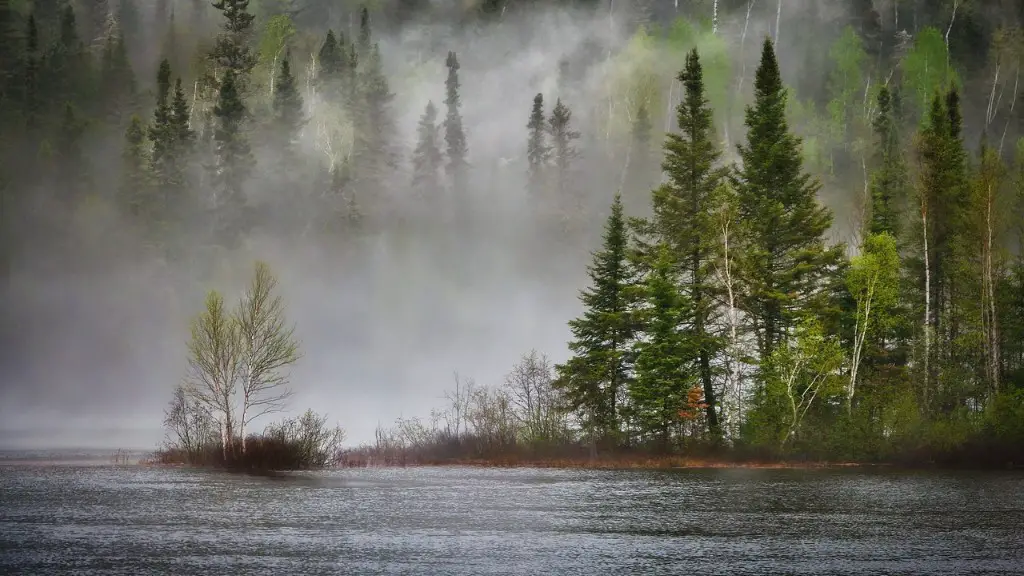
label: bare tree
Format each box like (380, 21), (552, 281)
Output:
(505, 350), (568, 445)
(163, 384), (217, 462)
(236, 261), (301, 453)
(185, 290), (242, 460)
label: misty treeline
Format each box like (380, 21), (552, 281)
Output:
(0, 0), (1023, 465)
(160, 261), (345, 470)
(365, 9), (1024, 465)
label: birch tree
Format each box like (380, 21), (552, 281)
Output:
(185, 290), (242, 460)
(845, 232), (900, 413)
(235, 261), (301, 453)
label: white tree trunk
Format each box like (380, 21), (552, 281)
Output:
(922, 202), (931, 406)
(848, 277), (877, 414)
(774, 0), (782, 45)
(945, 0), (959, 61)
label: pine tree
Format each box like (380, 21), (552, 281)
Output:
(210, 0), (256, 79)
(411, 100), (442, 197)
(444, 50), (468, 198)
(272, 54), (304, 162)
(732, 38), (841, 361)
(317, 29), (347, 102)
(631, 244), (695, 449)
(210, 68), (253, 245)
(868, 86), (909, 239)
(352, 42), (394, 208)
(547, 98), (580, 219)
(634, 49), (727, 437)
(526, 93), (548, 199)
(553, 194), (636, 443)
(149, 59), (173, 206)
(119, 115), (150, 217)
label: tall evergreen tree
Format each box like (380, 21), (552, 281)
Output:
(210, 68), (253, 244)
(443, 50), (468, 198)
(868, 86), (909, 239)
(210, 0), (257, 79)
(149, 59), (174, 207)
(411, 100), (443, 197)
(547, 98), (580, 218)
(631, 243), (695, 449)
(553, 194), (636, 443)
(317, 29), (349, 103)
(526, 93), (548, 199)
(272, 54), (304, 162)
(732, 38), (842, 361)
(352, 42), (394, 208)
(634, 49), (726, 437)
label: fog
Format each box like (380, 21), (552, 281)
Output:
(0, 0), (912, 448)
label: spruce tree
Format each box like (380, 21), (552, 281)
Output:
(553, 194), (636, 443)
(443, 51), (468, 198)
(149, 59), (173, 210)
(119, 115), (150, 217)
(272, 54), (304, 161)
(352, 42), (394, 207)
(547, 98), (580, 221)
(868, 86), (908, 239)
(210, 0), (256, 80)
(317, 29), (347, 102)
(526, 93), (548, 199)
(634, 48), (726, 437)
(732, 38), (841, 361)
(210, 68), (254, 245)
(411, 100), (442, 197)
(631, 244), (695, 449)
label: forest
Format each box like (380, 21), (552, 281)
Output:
(1, 0), (1023, 467)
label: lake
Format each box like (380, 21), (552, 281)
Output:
(2, 457), (1023, 575)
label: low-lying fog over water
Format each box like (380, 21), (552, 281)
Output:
(2, 464), (1023, 575)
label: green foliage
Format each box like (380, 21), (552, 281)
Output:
(554, 194), (636, 439)
(748, 318), (844, 451)
(732, 38), (842, 361)
(271, 54), (303, 160)
(868, 86), (909, 238)
(630, 244), (694, 448)
(901, 27), (960, 121)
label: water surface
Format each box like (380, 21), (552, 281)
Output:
(2, 461), (1022, 575)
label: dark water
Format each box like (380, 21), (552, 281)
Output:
(1, 461), (1023, 575)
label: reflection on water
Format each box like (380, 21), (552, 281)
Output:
(1, 461), (1023, 575)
